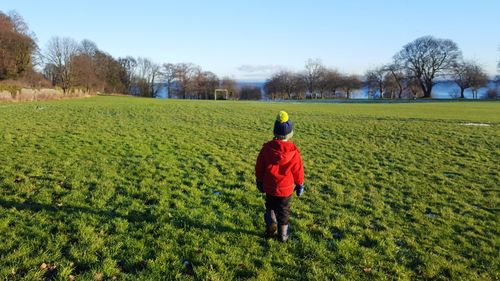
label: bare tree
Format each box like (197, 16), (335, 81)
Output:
(135, 57), (161, 97)
(71, 39), (99, 92)
(220, 77), (239, 99)
(291, 73), (306, 99)
(149, 62), (162, 98)
(384, 64), (405, 98)
(191, 66), (205, 99)
(174, 63), (196, 99)
(43, 36), (80, 93)
(324, 69), (342, 98)
(280, 71), (301, 99)
(239, 86), (261, 100)
(43, 63), (58, 86)
(452, 60), (488, 99)
(163, 63), (220, 99)
(394, 36), (462, 98)
(303, 58), (325, 98)
(161, 63), (177, 98)
(190, 67), (219, 99)
(264, 71), (306, 100)
(275, 71), (294, 99)
(365, 66), (387, 99)
(406, 77), (424, 99)
(118, 56), (137, 94)
(384, 72), (401, 99)
(340, 74), (361, 99)
(7, 11), (34, 38)
(264, 76), (280, 100)
(93, 51), (127, 93)
(316, 68), (331, 99)
(71, 53), (98, 92)
(200, 71), (219, 99)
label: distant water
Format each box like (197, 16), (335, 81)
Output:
(331, 81), (498, 99)
(155, 80), (498, 99)
(425, 81), (497, 99)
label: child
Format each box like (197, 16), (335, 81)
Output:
(255, 111), (304, 242)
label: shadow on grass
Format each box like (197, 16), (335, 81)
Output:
(0, 198), (156, 224)
(0, 198), (261, 237)
(171, 213), (261, 237)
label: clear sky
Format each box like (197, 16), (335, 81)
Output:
(2, 0), (499, 80)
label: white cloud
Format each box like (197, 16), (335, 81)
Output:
(235, 64), (287, 80)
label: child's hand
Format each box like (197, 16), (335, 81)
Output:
(256, 181), (264, 193)
(295, 184), (304, 197)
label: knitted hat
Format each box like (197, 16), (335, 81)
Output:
(273, 111), (294, 140)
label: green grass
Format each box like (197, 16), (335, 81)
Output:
(0, 97), (498, 280)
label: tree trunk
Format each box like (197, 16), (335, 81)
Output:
(391, 71), (403, 99)
(460, 87), (465, 99)
(422, 80), (433, 98)
(166, 82), (171, 98)
(420, 85), (432, 98)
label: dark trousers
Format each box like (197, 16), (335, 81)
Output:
(265, 195), (291, 225)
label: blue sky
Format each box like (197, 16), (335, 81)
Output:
(2, 0), (499, 80)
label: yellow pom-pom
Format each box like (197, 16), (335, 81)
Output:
(276, 111), (289, 123)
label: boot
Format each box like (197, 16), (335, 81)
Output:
(278, 224), (289, 242)
(264, 210), (277, 238)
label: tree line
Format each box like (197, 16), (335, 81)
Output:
(265, 36), (494, 100)
(0, 11), (45, 85)
(41, 38), (245, 99)
(264, 60), (362, 99)
(1, 10), (498, 99)
(0, 10), (250, 99)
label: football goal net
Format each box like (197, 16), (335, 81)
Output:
(214, 89), (228, 100)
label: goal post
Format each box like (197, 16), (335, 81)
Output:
(214, 89), (228, 100)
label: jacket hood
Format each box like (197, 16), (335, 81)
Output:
(264, 139), (298, 165)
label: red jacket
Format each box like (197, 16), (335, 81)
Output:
(255, 139), (304, 197)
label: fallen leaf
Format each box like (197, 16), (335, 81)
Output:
(68, 274), (76, 280)
(40, 263), (48, 270)
(363, 267), (372, 273)
(94, 272), (103, 281)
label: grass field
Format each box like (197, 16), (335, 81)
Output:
(0, 97), (499, 280)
